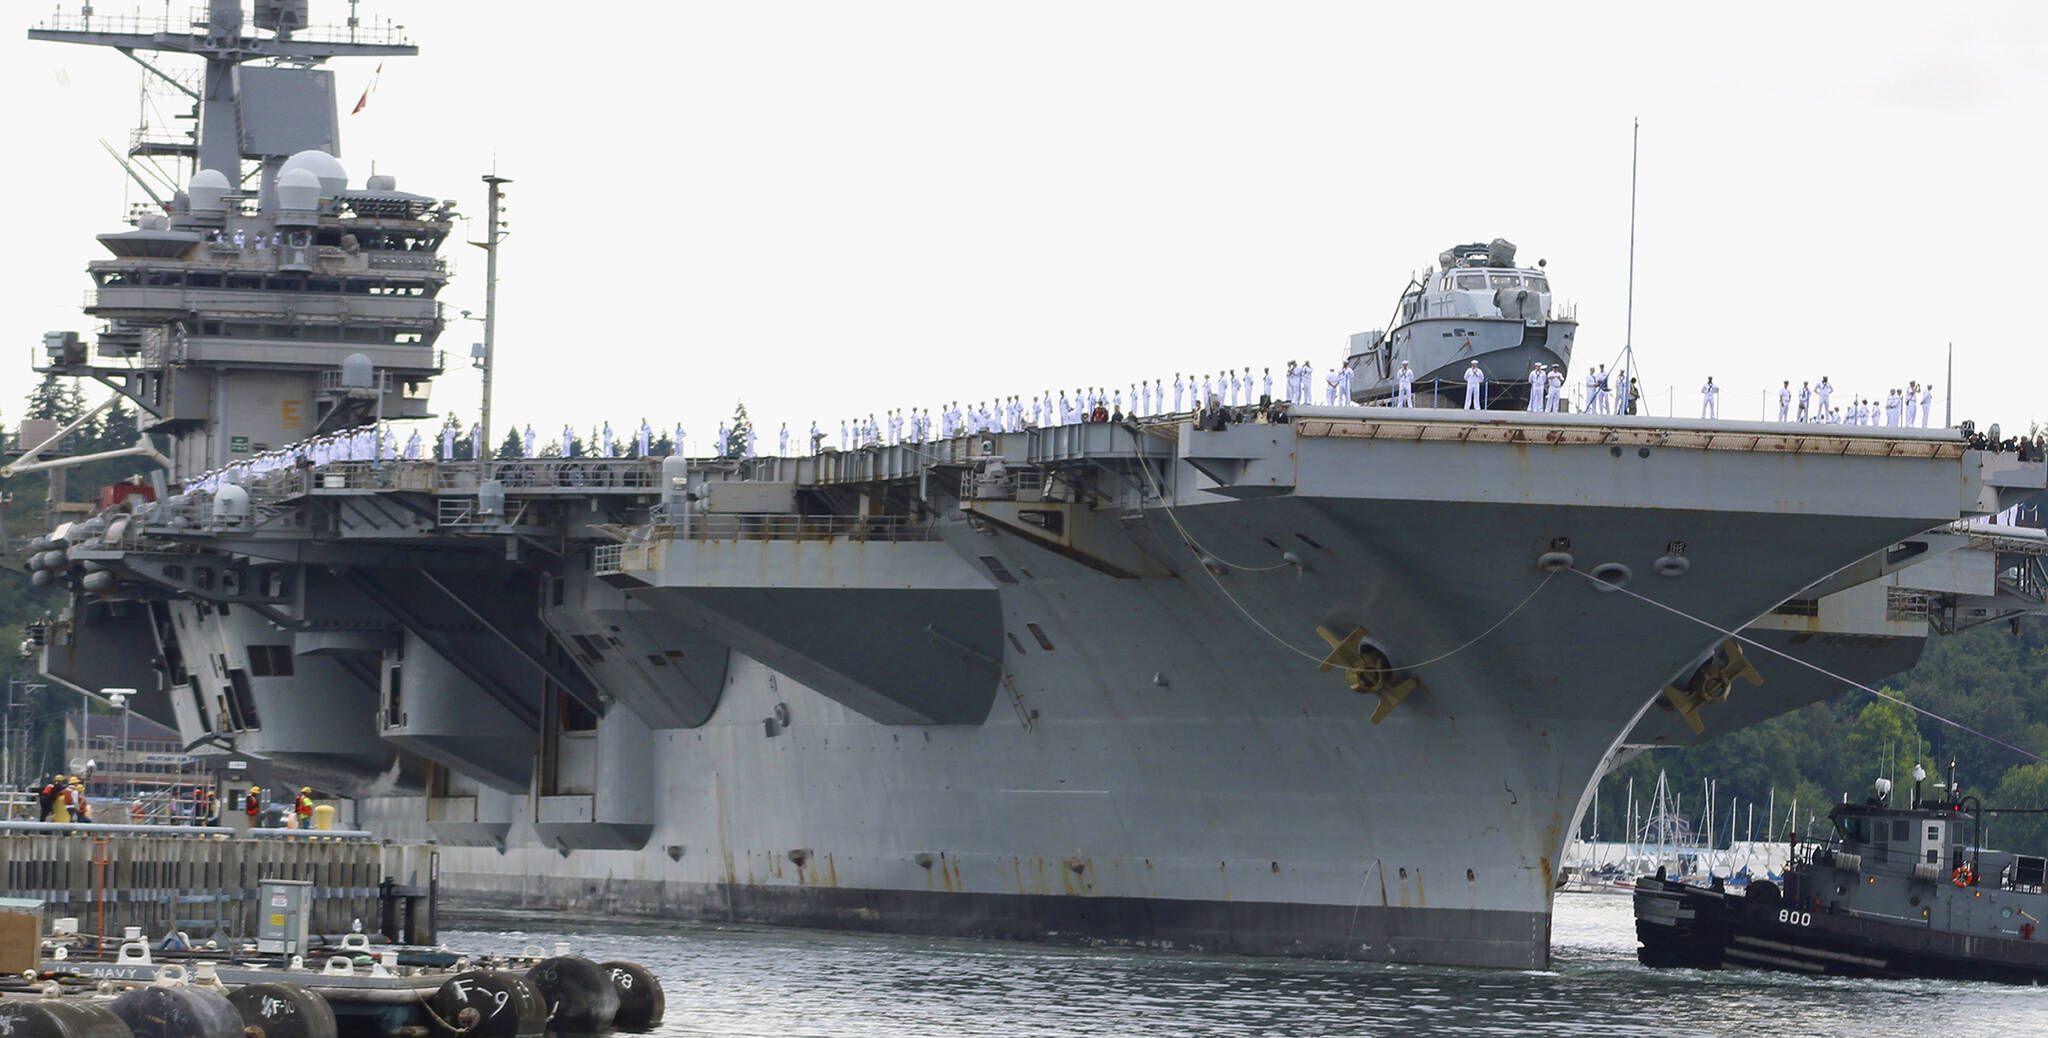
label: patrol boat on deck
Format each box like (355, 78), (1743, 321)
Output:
(1636, 764), (2048, 983)
(1345, 239), (1576, 409)
(13, 2), (2048, 973)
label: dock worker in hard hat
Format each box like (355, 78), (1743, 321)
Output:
(43, 774), (67, 823)
(295, 787), (314, 828)
(67, 779), (89, 823)
(245, 786), (263, 826)
(38, 773), (64, 821)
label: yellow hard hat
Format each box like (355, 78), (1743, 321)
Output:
(300, 787), (311, 794)
(249, 785), (260, 793)
(52, 774), (65, 782)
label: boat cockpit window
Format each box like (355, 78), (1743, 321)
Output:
(1487, 273), (1523, 289)
(1840, 815), (1869, 842)
(1454, 274), (1487, 290)
(1525, 275), (1549, 293)
(1892, 819), (1910, 842)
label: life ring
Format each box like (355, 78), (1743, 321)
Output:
(1952, 865), (1975, 887)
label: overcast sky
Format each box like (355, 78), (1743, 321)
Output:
(6, 1), (2044, 448)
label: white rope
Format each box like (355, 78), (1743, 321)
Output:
(1569, 567), (2048, 766)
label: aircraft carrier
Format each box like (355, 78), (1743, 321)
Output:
(14, 2), (2048, 970)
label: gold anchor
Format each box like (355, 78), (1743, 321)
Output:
(1316, 625), (1418, 725)
(1660, 639), (1763, 735)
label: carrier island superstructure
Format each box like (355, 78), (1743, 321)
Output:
(15, 3), (2048, 970)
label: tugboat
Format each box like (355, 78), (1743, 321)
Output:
(1344, 238), (1577, 409)
(1635, 763), (2048, 983)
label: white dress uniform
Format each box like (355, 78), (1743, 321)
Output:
(1583, 370), (1599, 413)
(1815, 379), (1833, 415)
(638, 420), (652, 457)
(524, 424), (537, 457)
(561, 425), (573, 458)
(1797, 384), (1810, 422)
(1778, 385), (1791, 422)
(1463, 362), (1485, 409)
(469, 424), (481, 458)
(441, 426), (456, 460)
(1201, 376), (1214, 407)
(674, 424), (685, 454)
(1173, 375), (1184, 412)
(1395, 362), (1415, 407)
(601, 422), (615, 458)
(778, 424), (789, 456)
(1904, 390), (1917, 426)
(1700, 381), (1719, 419)
(1263, 370), (1273, 402)
(1299, 364), (1313, 406)
(717, 422), (730, 455)
(1920, 387), (1933, 426)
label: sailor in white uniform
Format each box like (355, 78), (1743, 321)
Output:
(1200, 374), (1214, 408)
(778, 423), (789, 456)
(441, 425), (456, 461)
(1904, 382), (1919, 426)
(1920, 385), (1933, 427)
(561, 425), (573, 458)
(524, 424), (537, 458)
(1797, 381), (1811, 422)
(1814, 377), (1833, 417)
(717, 421), (730, 456)
(1394, 360), (1415, 407)
(405, 431), (421, 460)
(1463, 360), (1485, 409)
(1778, 381), (1792, 422)
(1700, 377), (1719, 419)
(469, 424), (481, 459)
(674, 423), (685, 455)
(1530, 365), (1546, 412)
(638, 419), (652, 457)
(1299, 363), (1313, 406)
(601, 422), (615, 458)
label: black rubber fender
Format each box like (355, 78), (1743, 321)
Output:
(524, 956), (619, 1034)
(228, 982), (338, 1038)
(427, 970), (547, 1038)
(0, 1000), (135, 1038)
(108, 985), (242, 1038)
(599, 960), (665, 1031)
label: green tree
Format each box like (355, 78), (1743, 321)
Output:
(497, 429), (524, 459)
(1989, 763), (2048, 852)
(725, 401), (752, 457)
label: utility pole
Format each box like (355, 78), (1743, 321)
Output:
(473, 174), (512, 471)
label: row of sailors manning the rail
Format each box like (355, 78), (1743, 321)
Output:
(1700, 377), (1938, 426)
(183, 364), (1358, 489)
(176, 371), (1947, 493)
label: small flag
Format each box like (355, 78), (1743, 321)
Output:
(351, 62), (383, 115)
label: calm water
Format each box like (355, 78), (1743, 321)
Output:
(442, 893), (2048, 1037)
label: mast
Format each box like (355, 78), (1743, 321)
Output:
(1620, 118), (1640, 410)
(476, 173), (512, 468)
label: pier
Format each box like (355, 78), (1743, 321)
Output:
(0, 823), (434, 945)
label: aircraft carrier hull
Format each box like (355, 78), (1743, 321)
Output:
(350, 412), (2021, 970)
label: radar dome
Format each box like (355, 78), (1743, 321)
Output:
(279, 150), (348, 197)
(277, 167), (321, 212)
(187, 169), (230, 216)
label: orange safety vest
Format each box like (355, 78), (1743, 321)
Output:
(245, 791), (261, 817)
(295, 795), (312, 818)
